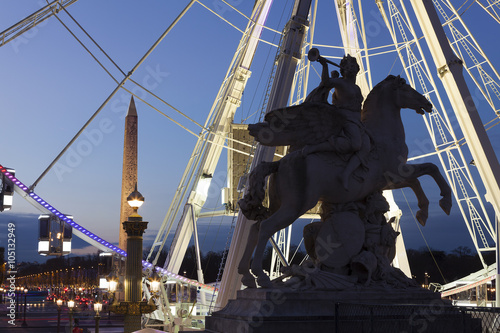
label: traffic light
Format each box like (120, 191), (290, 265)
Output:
(0, 167), (15, 212)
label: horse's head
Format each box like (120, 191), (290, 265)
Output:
(389, 75), (433, 115)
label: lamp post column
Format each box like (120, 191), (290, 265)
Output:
(15, 287), (19, 317)
(69, 308), (73, 333)
(110, 186), (155, 332)
(94, 302), (102, 333)
(122, 215), (148, 332)
(68, 300), (75, 333)
(22, 289), (27, 327)
(56, 299), (63, 333)
(95, 312), (101, 333)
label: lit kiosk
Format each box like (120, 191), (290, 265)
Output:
(110, 185), (155, 332)
(38, 214), (72, 256)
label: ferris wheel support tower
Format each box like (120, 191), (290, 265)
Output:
(145, 0), (276, 286)
(216, 0), (313, 310)
(411, 0), (500, 302)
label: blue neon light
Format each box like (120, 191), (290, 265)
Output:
(0, 163), (126, 256)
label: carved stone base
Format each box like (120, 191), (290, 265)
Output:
(205, 288), (481, 333)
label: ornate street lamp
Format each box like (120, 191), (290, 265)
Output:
(94, 302), (102, 333)
(108, 278), (118, 295)
(68, 300), (75, 333)
(150, 278), (160, 294)
(150, 268), (161, 293)
(126, 185), (144, 211)
(147, 268), (161, 310)
(110, 185), (155, 333)
(105, 268), (118, 325)
(56, 299), (63, 333)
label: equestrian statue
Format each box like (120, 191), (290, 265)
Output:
(237, 48), (452, 290)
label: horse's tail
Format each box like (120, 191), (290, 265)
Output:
(238, 160), (281, 221)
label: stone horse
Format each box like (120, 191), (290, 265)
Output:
(238, 75), (452, 288)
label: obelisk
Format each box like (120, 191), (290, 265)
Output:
(119, 96), (138, 251)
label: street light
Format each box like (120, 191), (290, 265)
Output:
(110, 186), (155, 333)
(22, 288), (28, 327)
(106, 270), (118, 324)
(56, 299), (63, 333)
(147, 268), (161, 309)
(107, 269), (118, 305)
(126, 185), (144, 211)
(151, 279), (160, 293)
(94, 302), (102, 333)
(108, 279), (118, 293)
(68, 300), (75, 333)
(150, 267), (161, 294)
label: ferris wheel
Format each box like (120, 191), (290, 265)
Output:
(138, 0), (500, 313)
(1, 0), (500, 329)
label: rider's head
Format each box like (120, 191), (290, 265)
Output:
(340, 54), (360, 78)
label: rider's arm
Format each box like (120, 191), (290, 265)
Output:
(320, 58), (330, 82)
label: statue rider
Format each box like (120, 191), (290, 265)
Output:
(302, 54), (370, 190)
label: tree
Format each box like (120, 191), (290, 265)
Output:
(451, 246), (473, 257)
(407, 247), (486, 285)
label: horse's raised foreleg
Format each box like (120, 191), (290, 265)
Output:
(386, 162), (452, 218)
(385, 178), (429, 225)
(407, 163), (452, 215)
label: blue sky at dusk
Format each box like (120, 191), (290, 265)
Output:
(0, 1), (499, 264)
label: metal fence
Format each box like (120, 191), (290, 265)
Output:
(334, 302), (500, 333)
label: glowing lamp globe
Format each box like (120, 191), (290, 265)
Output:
(109, 280), (118, 292)
(127, 184), (144, 211)
(94, 302), (102, 313)
(151, 280), (160, 292)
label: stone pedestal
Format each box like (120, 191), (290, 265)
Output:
(205, 288), (481, 333)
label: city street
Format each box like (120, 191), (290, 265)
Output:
(0, 301), (125, 332)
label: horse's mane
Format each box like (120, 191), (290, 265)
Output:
(362, 75), (398, 111)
